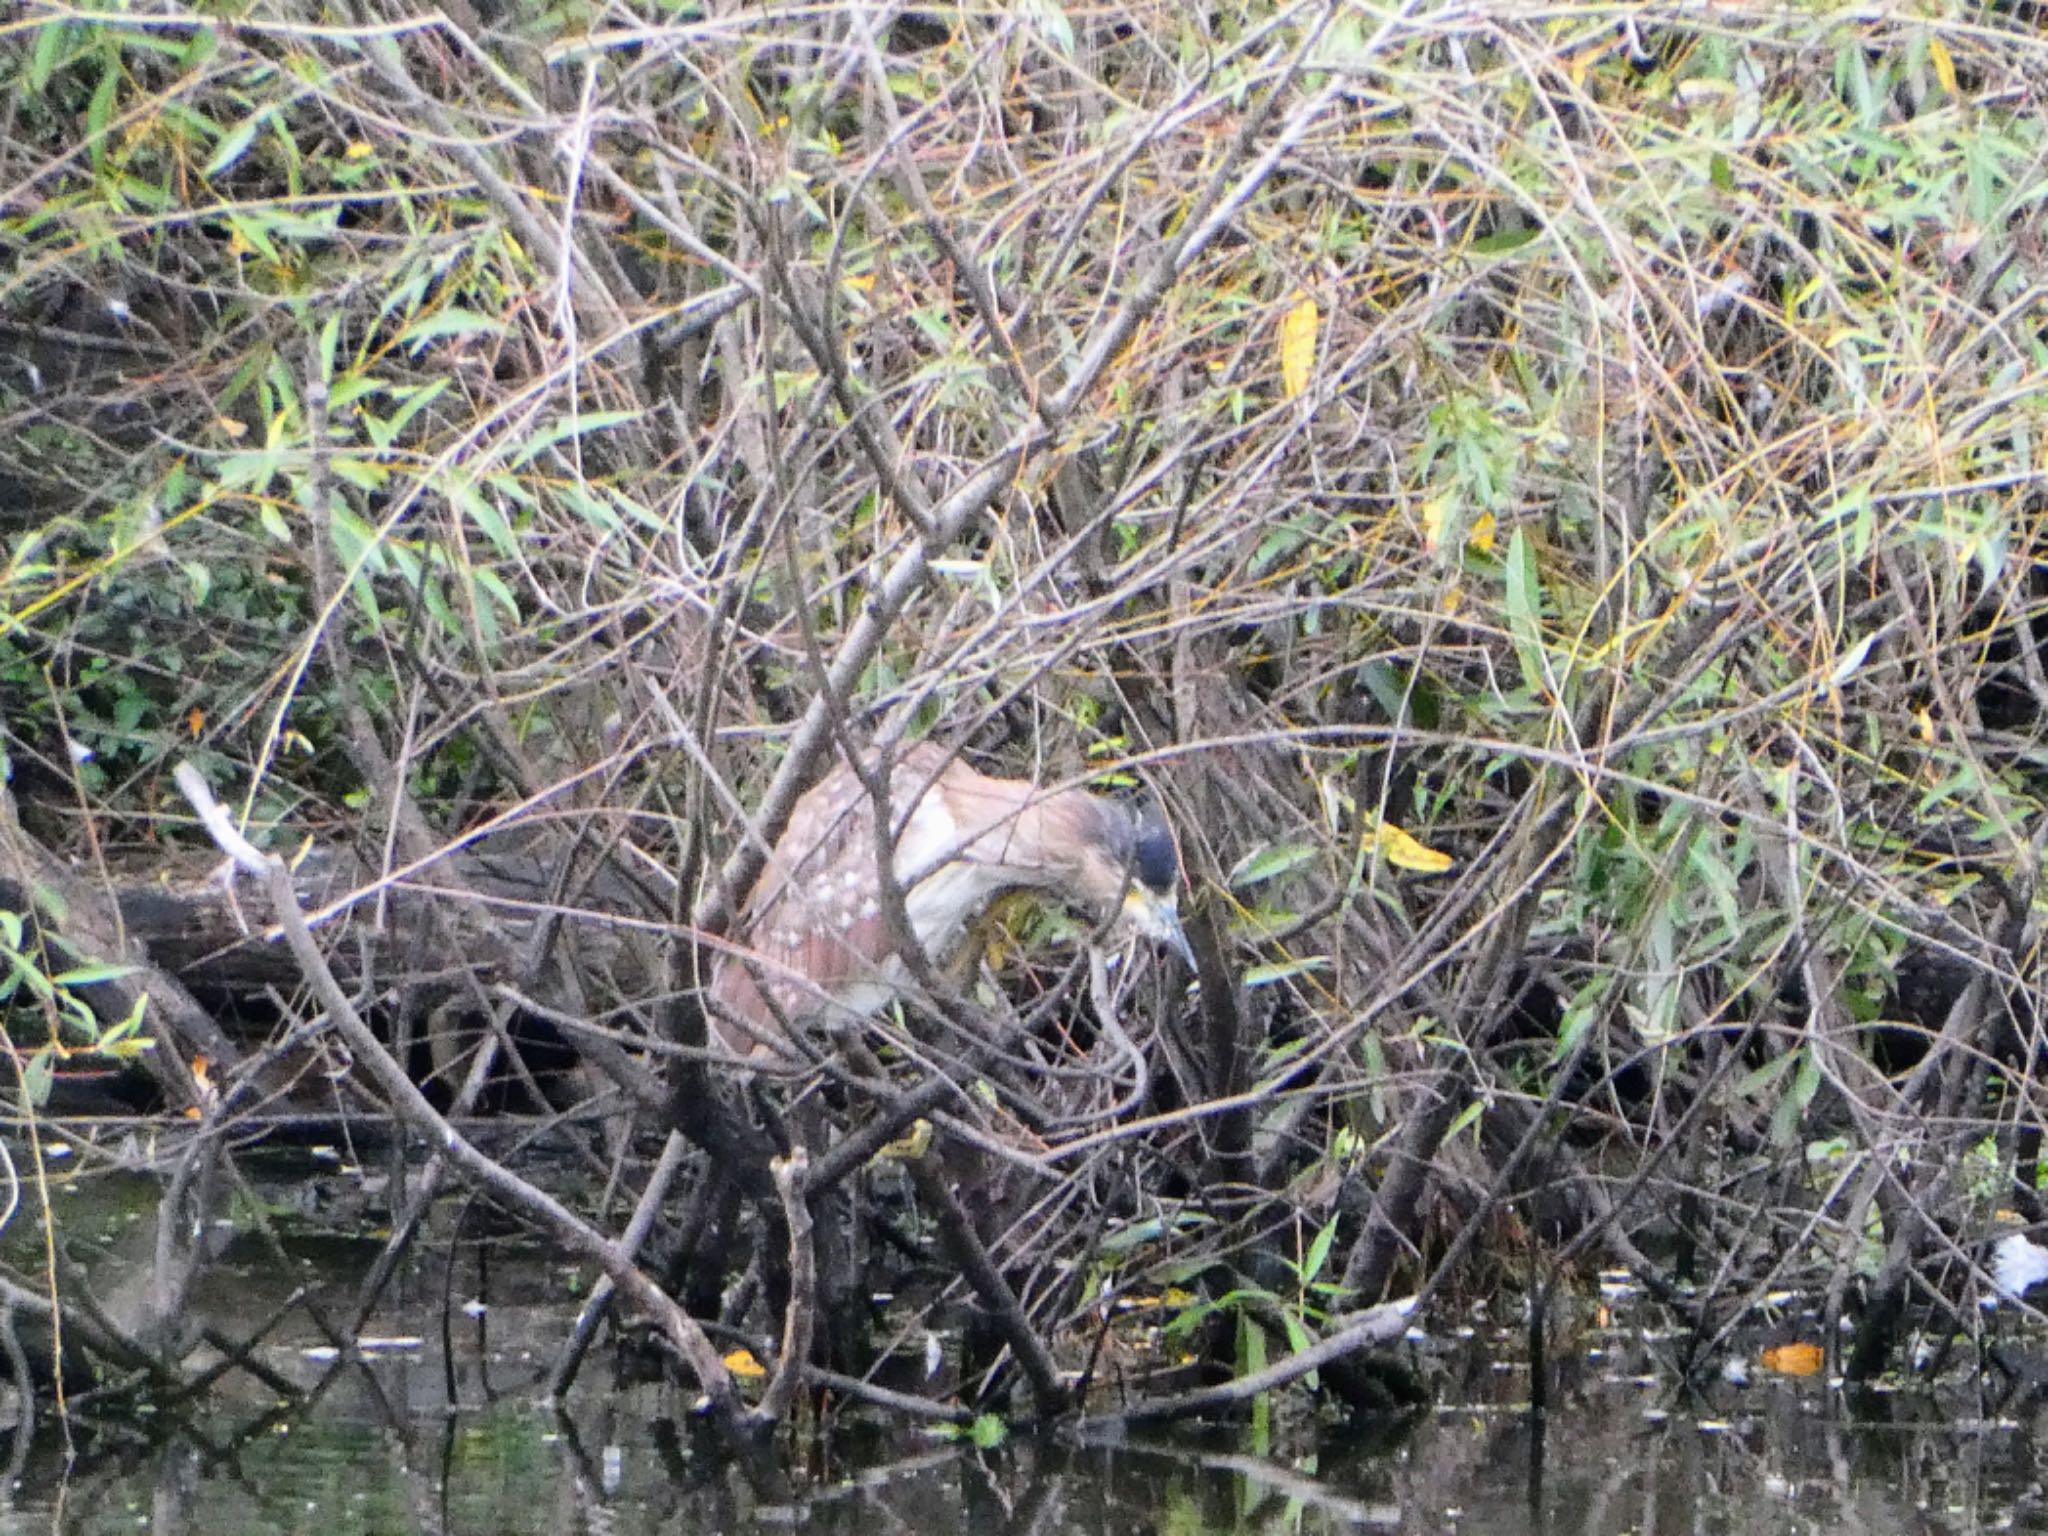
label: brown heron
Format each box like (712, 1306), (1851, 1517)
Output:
(709, 741), (1191, 1059)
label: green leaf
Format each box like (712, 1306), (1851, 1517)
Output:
(328, 505), (385, 576)
(374, 378), (449, 443)
(1503, 527), (1547, 693)
(451, 481), (517, 558)
(1301, 1218), (1338, 1286)
(86, 53), (119, 163)
(97, 994), (150, 1050)
(507, 410), (642, 469)
(226, 211), (280, 264)
(1242, 957), (1330, 987)
(1281, 1311), (1313, 1354)
(1250, 515), (1312, 576)
(397, 309), (508, 354)
(21, 1048), (53, 1109)
(318, 315), (341, 382)
(50, 961), (136, 988)
(1769, 1047), (1823, 1147)
(328, 372), (384, 411)
(330, 457), (389, 493)
(1472, 226), (1537, 255)
(1228, 841), (1317, 888)
(28, 22), (69, 94)
(204, 111), (265, 179)
(1446, 1096), (1485, 1141)
(472, 567), (519, 618)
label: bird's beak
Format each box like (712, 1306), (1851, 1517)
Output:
(1122, 886), (1196, 970)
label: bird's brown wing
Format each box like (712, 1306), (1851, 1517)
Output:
(710, 750), (946, 1056)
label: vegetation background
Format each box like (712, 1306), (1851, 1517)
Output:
(5, 0), (2048, 1417)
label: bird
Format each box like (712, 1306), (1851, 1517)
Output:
(707, 741), (1192, 1059)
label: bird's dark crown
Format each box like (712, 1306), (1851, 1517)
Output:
(1128, 802), (1180, 894)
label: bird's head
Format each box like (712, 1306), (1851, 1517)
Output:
(1092, 796), (1195, 968)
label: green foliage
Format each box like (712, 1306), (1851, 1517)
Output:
(5, 0), (2047, 1373)
(932, 1412), (1009, 1448)
(0, 909), (152, 1108)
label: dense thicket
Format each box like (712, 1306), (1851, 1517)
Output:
(6, 1), (2048, 1421)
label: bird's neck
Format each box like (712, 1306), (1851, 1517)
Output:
(952, 780), (1113, 889)
(894, 777), (1111, 957)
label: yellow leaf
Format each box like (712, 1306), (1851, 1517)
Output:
(1419, 493), (1451, 557)
(1761, 1341), (1824, 1376)
(1421, 497), (1494, 559)
(343, 141), (375, 160)
(875, 1119), (933, 1162)
(722, 1348), (767, 1378)
(1279, 294), (1319, 400)
(1927, 34), (1957, 96)
(1368, 819), (1453, 873)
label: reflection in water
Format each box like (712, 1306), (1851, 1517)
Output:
(10, 1187), (2048, 1535)
(12, 1363), (2048, 1535)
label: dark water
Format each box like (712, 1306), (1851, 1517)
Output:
(23, 1367), (2048, 1536)
(12, 1165), (2048, 1533)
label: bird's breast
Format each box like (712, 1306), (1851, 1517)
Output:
(901, 860), (1013, 962)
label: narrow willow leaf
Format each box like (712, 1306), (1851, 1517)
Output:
(1242, 957), (1330, 988)
(50, 962), (136, 987)
(508, 410), (642, 469)
(204, 112), (264, 179)
(28, 22), (69, 94)
(450, 482), (516, 558)
(1504, 527), (1547, 693)
(1279, 294), (1319, 400)
(398, 309), (508, 353)
(1927, 34), (1957, 96)
(1229, 841), (1317, 888)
